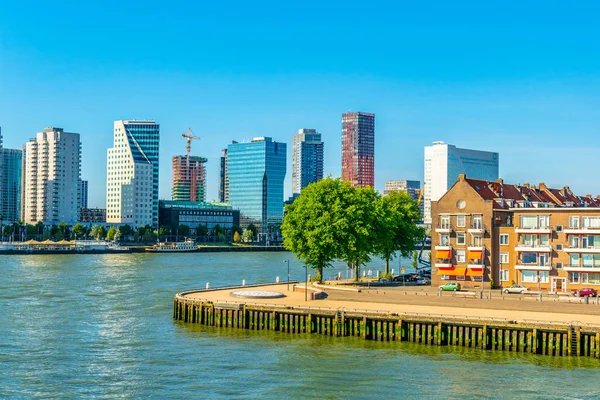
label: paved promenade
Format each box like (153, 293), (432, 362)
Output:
(184, 282), (600, 326)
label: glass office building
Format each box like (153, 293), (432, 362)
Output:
(0, 129), (22, 224)
(227, 137), (286, 238)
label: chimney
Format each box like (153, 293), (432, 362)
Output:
(539, 182), (547, 191)
(496, 178), (503, 184)
(458, 174), (466, 182)
(523, 183), (530, 188)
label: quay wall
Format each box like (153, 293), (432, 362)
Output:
(174, 286), (600, 359)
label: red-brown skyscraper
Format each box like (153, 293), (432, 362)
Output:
(342, 112), (375, 187)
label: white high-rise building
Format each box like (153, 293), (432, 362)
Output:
(423, 141), (499, 224)
(292, 129), (324, 196)
(22, 128), (81, 226)
(106, 120), (159, 227)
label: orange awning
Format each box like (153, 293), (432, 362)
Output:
(468, 250), (483, 259)
(466, 269), (483, 277)
(436, 250), (451, 259)
(436, 268), (466, 276)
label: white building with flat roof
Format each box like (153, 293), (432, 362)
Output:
(106, 120), (159, 227)
(22, 127), (81, 226)
(423, 141), (499, 224)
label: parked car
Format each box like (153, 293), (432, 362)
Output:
(573, 288), (597, 297)
(503, 285), (529, 294)
(392, 274), (418, 282)
(440, 282), (461, 291)
(417, 278), (431, 285)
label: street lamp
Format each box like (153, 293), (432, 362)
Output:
(304, 265), (308, 302)
(283, 259), (290, 291)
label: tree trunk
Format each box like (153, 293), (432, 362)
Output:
(385, 257), (390, 276)
(318, 266), (323, 283)
(354, 261), (360, 282)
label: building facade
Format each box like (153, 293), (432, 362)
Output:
(431, 174), (600, 293)
(227, 137), (286, 237)
(22, 128), (81, 226)
(80, 180), (88, 210)
(424, 141), (499, 225)
(172, 155), (207, 202)
(218, 148), (228, 203)
(341, 112), (375, 188)
(292, 129), (324, 195)
(159, 200), (239, 234)
(106, 120), (159, 227)
(0, 129), (23, 224)
(79, 208), (106, 224)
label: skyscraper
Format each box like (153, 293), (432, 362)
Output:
(292, 129), (324, 196)
(0, 128), (23, 224)
(22, 127), (81, 226)
(342, 112), (375, 187)
(423, 141), (499, 224)
(218, 147), (229, 203)
(227, 137), (286, 238)
(106, 120), (160, 227)
(172, 155), (207, 202)
(80, 180), (88, 210)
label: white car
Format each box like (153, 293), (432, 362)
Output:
(503, 285), (529, 294)
(417, 278), (431, 285)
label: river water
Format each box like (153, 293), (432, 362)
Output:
(1, 252), (599, 399)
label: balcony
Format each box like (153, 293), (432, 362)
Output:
(515, 226), (552, 234)
(514, 264), (552, 271)
(435, 262), (453, 269)
(514, 244), (552, 253)
(563, 246), (600, 254)
(435, 224), (451, 233)
(563, 265), (600, 272)
(563, 226), (600, 234)
(467, 224), (485, 234)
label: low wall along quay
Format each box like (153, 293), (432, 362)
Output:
(174, 284), (600, 358)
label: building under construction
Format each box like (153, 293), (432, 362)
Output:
(172, 129), (207, 202)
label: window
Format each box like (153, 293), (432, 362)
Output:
(440, 215), (450, 229)
(521, 215), (538, 228)
(539, 235), (550, 246)
(582, 217), (600, 228)
(472, 215), (483, 229)
(539, 215), (550, 228)
(500, 252), (509, 264)
(539, 271), (549, 283)
(472, 235), (482, 246)
(556, 225), (563, 232)
(555, 244), (563, 251)
(521, 253), (537, 264)
(569, 272), (580, 284)
(581, 273), (589, 284)
(570, 236), (580, 248)
(522, 270), (537, 283)
(456, 250), (466, 263)
(588, 273), (600, 285)
(456, 275), (466, 281)
(472, 276), (483, 282)
(456, 232), (466, 245)
(500, 269), (509, 282)
(441, 275), (450, 280)
(522, 234), (534, 247)
(569, 216), (580, 229)
(500, 234), (509, 246)
(456, 215), (466, 227)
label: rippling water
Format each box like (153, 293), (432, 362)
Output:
(1, 253), (599, 399)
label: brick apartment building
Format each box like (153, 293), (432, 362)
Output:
(431, 174), (600, 292)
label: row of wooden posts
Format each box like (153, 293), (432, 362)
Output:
(173, 295), (600, 358)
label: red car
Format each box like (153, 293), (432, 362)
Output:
(573, 288), (597, 297)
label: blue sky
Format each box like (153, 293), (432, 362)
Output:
(1, 1), (600, 207)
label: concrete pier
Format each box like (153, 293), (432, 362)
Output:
(174, 283), (600, 358)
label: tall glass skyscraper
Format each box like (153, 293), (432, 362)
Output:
(342, 112), (375, 187)
(107, 120), (160, 227)
(292, 129), (324, 196)
(0, 128), (23, 224)
(227, 137), (286, 238)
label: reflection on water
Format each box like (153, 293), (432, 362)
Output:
(1, 253), (599, 399)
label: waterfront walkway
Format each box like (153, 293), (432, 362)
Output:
(185, 282), (600, 327)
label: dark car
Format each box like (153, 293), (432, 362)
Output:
(573, 288), (597, 297)
(392, 274), (418, 282)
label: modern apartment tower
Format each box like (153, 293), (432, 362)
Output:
(106, 120), (160, 227)
(292, 129), (324, 195)
(0, 128), (23, 224)
(80, 180), (88, 210)
(342, 112), (375, 188)
(227, 137), (286, 238)
(172, 155), (207, 202)
(218, 147), (229, 203)
(423, 141), (499, 224)
(21, 127), (81, 226)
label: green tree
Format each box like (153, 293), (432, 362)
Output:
(217, 233), (226, 242)
(412, 251), (419, 270)
(159, 226), (170, 236)
(73, 223), (86, 239)
(58, 221), (70, 240)
(35, 221), (45, 239)
(213, 224), (223, 236)
(246, 224), (257, 240)
(242, 229), (254, 242)
(119, 224), (132, 240)
(106, 226), (117, 241)
(281, 178), (352, 282)
(196, 225), (208, 237)
(373, 191), (425, 275)
(231, 225), (242, 236)
(25, 224), (36, 239)
(178, 224), (190, 237)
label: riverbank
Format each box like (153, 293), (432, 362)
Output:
(175, 282), (600, 358)
(0, 244), (287, 254)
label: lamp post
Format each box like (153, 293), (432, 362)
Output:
(283, 260), (290, 291)
(304, 265), (308, 302)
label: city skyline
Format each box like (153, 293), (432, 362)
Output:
(2, 3), (600, 207)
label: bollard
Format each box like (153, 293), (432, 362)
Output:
(478, 291), (483, 299)
(391, 268), (395, 275)
(242, 279), (246, 286)
(439, 287), (443, 297)
(377, 271), (381, 278)
(539, 293), (543, 303)
(206, 282), (210, 289)
(584, 296), (589, 305)
(276, 276), (280, 283)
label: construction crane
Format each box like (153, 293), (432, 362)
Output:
(181, 128), (200, 157)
